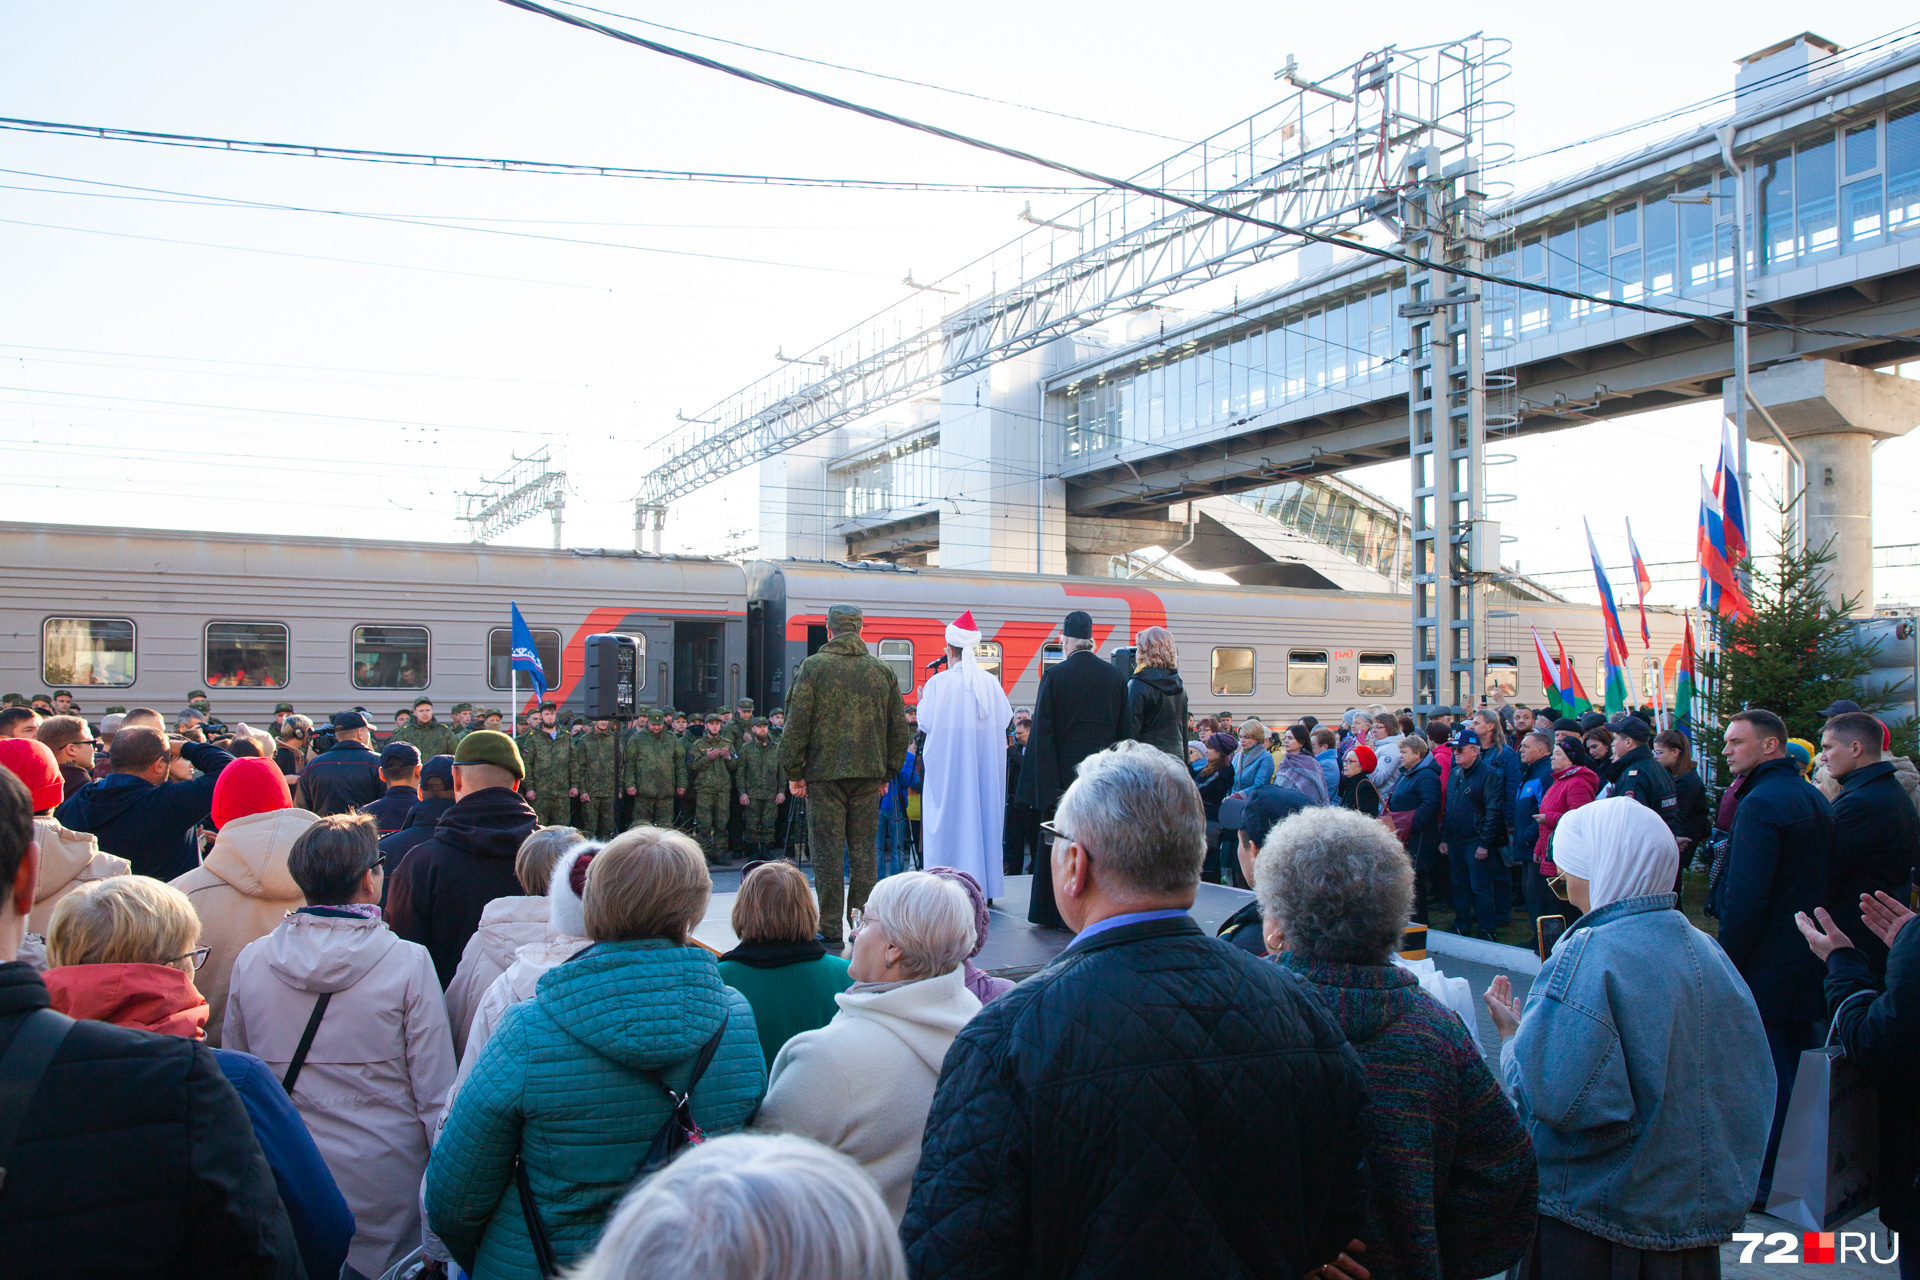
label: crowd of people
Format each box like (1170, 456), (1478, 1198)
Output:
(0, 604), (1915, 1280)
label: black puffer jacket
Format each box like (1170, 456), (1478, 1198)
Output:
(1126, 667), (1189, 761)
(384, 785), (539, 986)
(1827, 761), (1920, 975)
(1825, 919), (1920, 1235)
(0, 963), (301, 1277)
(902, 916), (1371, 1280)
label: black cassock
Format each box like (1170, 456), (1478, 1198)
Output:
(1016, 649), (1130, 928)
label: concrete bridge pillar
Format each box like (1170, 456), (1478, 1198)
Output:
(1730, 360), (1920, 615)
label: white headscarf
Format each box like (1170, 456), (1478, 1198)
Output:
(1549, 796), (1679, 910)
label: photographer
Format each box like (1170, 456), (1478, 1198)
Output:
(54, 723), (234, 880)
(274, 715), (311, 780)
(293, 712), (385, 817)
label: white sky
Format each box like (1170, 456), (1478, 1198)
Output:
(3, 1), (1916, 603)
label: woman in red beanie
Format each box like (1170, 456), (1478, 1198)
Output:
(0, 737), (130, 952)
(170, 756), (317, 1045)
(1339, 743), (1383, 817)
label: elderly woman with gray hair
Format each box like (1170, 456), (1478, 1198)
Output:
(755, 870), (982, 1221)
(1125, 625), (1189, 760)
(1256, 806), (1537, 1280)
(1485, 797), (1775, 1278)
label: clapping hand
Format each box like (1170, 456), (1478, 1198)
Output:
(1483, 974), (1523, 1040)
(1794, 907), (1855, 962)
(1859, 891), (1916, 949)
(1312, 1239), (1369, 1280)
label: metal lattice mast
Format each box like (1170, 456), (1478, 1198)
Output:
(461, 449), (568, 547)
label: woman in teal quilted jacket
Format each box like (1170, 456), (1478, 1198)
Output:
(425, 827), (767, 1280)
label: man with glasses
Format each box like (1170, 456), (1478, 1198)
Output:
(33, 716), (98, 802)
(905, 741), (1372, 1280)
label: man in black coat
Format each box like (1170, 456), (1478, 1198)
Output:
(1016, 610), (1129, 928)
(1718, 707), (1835, 1206)
(294, 710), (387, 816)
(385, 730), (538, 986)
(379, 753), (457, 876)
(359, 740), (422, 836)
(0, 769), (301, 1276)
(903, 742), (1371, 1280)
(1440, 731), (1506, 939)
(1602, 717), (1680, 833)
(1820, 711), (1918, 975)
(54, 724), (233, 881)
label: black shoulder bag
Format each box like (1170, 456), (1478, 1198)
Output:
(280, 992), (332, 1094)
(515, 1011), (729, 1279)
(0, 1009), (74, 1190)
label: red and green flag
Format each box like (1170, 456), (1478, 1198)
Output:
(1674, 617), (1698, 735)
(1553, 630), (1593, 719)
(1532, 627), (1565, 716)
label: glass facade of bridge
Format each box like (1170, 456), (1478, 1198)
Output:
(1057, 101), (1920, 463)
(1231, 481), (1412, 586)
(836, 431), (941, 520)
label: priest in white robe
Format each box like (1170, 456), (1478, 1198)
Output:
(917, 610), (1014, 899)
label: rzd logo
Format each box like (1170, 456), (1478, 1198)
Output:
(1732, 1231), (1901, 1264)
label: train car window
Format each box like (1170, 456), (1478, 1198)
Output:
(878, 639), (913, 692)
(1287, 650), (1329, 698)
(1594, 658), (1606, 704)
(488, 627), (564, 691)
(1642, 655), (1664, 706)
(1210, 647), (1255, 696)
(1486, 656), (1519, 698)
(352, 626), (430, 690)
(1356, 652), (1396, 698)
(1040, 641), (1066, 670)
(974, 642), (1002, 683)
(205, 622), (288, 688)
(43, 618), (134, 688)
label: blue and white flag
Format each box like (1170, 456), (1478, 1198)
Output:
(510, 602), (547, 702)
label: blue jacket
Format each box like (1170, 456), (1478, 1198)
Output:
(1717, 757), (1834, 1023)
(1512, 754), (1552, 864)
(1483, 742), (1522, 830)
(427, 939), (767, 1280)
(1441, 755), (1504, 852)
(1232, 745), (1274, 793)
(55, 741), (233, 881)
(1388, 755), (1445, 869)
(1314, 749), (1339, 797)
(213, 1048), (355, 1280)
(1503, 894), (1774, 1249)
(882, 748), (917, 817)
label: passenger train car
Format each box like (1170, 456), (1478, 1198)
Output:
(0, 522), (1687, 726)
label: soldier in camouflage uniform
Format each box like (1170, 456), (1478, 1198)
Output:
(621, 708), (686, 831)
(720, 698), (756, 747)
(779, 603), (911, 945)
(574, 716), (620, 838)
(448, 703), (474, 747)
(734, 717), (786, 859)
(517, 701), (575, 827)
(687, 711), (736, 863)
(393, 696), (458, 759)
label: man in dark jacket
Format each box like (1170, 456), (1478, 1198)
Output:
(379, 753), (456, 876)
(903, 742), (1371, 1280)
(778, 604), (912, 947)
(55, 724), (232, 881)
(359, 741), (422, 836)
(1018, 611), (1130, 929)
(1603, 717), (1680, 833)
(294, 710), (386, 816)
(1820, 711), (1918, 975)
(385, 730), (538, 986)
(1440, 730), (1505, 940)
(1718, 707), (1834, 1206)
(1512, 731), (1554, 915)
(0, 768), (302, 1276)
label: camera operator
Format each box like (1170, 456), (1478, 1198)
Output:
(293, 711), (385, 816)
(275, 714), (312, 780)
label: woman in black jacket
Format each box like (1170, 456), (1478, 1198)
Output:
(1387, 735), (1445, 924)
(1337, 745), (1382, 817)
(1126, 626), (1189, 761)
(1655, 729), (1710, 869)
(1193, 732), (1237, 882)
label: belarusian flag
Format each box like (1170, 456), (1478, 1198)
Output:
(1553, 630), (1593, 718)
(1532, 627), (1564, 715)
(1674, 616), (1698, 735)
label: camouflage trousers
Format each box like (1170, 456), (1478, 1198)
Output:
(744, 797), (779, 844)
(694, 787), (731, 860)
(532, 795), (571, 828)
(628, 794), (676, 830)
(806, 777), (882, 944)
(580, 798), (614, 840)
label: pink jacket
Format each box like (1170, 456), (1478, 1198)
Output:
(1535, 764), (1601, 873)
(442, 895), (549, 1057)
(224, 910), (455, 1278)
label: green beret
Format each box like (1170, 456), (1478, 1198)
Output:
(274, 702), (295, 714)
(826, 603), (863, 634)
(452, 729), (525, 780)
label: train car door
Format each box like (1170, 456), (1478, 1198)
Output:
(674, 620), (725, 716)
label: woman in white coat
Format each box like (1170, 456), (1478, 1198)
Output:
(754, 870), (982, 1221)
(225, 812), (456, 1280)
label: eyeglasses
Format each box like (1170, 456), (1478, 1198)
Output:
(168, 946), (211, 971)
(1039, 820), (1071, 845)
(847, 907), (888, 943)
(1547, 872), (1571, 901)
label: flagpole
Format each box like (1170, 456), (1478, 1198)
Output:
(512, 668), (518, 739)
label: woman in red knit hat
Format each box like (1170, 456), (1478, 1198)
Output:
(1338, 743), (1383, 817)
(0, 737), (129, 953)
(169, 756), (317, 1045)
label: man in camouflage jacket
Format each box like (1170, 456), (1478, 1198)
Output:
(688, 711), (737, 862)
(393, 696), (458, 760)
(622, 708), (686, 831)
(517, 701), (574, 827)
(574, 717), (620, 838)
(779, 603), (912, 945)
(735, 717), (786, 857)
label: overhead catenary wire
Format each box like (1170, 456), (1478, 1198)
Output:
(495, 0), (1913, 348)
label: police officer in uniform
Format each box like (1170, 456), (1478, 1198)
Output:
(1603, 716), (1680, 834)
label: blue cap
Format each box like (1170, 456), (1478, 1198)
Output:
(330, 710), (373, 731)
(421, 753), (456, 789)
(1448, 728), (1480, 749)
(379, 741), (421, 770)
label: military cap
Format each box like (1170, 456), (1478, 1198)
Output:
(538, 700), (557, 712)
(451, 702), (472, 713)
(412, 695), (434, 708)
(1, 695), (24, 707)
(30, 695), (52, 709)
(1062, 610), (1093, 640)
(662, 707), (679, 719)
(104, 705), (127, 715)
(735, 698), (755, 711)
(452, 729), (525, 780)
(750, 716), (769, 728)
(704, 710), (726, 723)
(274, 702), (295, 714)
(646, 707), (667, 722)
(187, 690), (208, 701)
(51, 689), (72, 699)
(421, 754), (457, 789)
(1614, 716), (1653, 744)
(826, 603), (863, 633)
